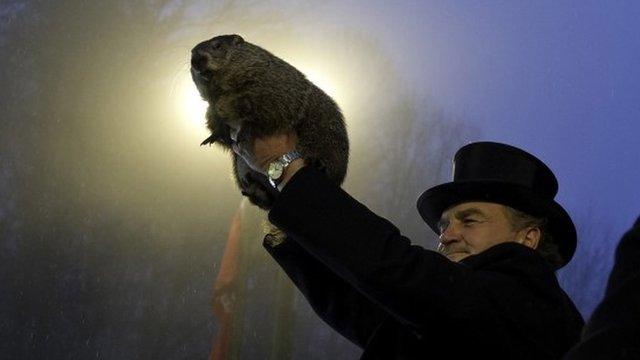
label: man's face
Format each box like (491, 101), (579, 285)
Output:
(437, 201), (528, 262)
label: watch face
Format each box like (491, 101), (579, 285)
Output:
(268, 162), (284, 179)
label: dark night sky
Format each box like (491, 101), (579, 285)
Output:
(319, 1), (640, 233)
(1, 1), (639, 359)
(347, 1), (640, 310)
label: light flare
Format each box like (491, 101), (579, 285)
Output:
(173, 71), (209, 132)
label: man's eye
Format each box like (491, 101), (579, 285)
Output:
(462, 218), (477, 225)
(438, 221), (449, 233)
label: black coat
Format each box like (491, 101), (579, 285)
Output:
(266, 166), (584, 359)
(564, 216), (640, 359)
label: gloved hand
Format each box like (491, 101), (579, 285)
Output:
(232, 129), (305, 190)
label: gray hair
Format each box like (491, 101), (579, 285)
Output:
(502, 206), (564, 270)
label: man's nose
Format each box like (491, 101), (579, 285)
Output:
(439, 222), (460, 245)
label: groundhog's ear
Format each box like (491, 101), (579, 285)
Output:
(231, 35), (244, 45)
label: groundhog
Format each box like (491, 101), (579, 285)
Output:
(190, 34), (349, 211)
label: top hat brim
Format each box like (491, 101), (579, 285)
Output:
(417, 180), (577, 268)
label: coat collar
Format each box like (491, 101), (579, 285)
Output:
(460, 242), (553, 275)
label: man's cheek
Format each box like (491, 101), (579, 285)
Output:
(463, 239), (480, 255)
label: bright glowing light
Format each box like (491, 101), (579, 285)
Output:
(172, 71), (209, 131)
(303, 68), (339, 100)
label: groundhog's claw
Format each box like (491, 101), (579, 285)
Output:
(200, 134), (216, 146)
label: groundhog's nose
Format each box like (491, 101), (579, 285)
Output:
(190, 50), (209, 73)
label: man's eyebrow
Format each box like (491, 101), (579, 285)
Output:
(440, 208), (488, 222)
(438, 207), (489, 230)
(454, 208), (488, 220)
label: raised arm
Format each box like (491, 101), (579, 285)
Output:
(268, 166), (480, 329)
(264, 237), (388, 348)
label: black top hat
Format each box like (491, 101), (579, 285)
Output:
(416, 142), (576, 268)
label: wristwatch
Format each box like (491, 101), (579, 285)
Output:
(267, 150), (302, 189)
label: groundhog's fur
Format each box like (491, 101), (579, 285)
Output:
(190, 34), (349, 211)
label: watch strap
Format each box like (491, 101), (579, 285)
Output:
(268, 150), (302, 188)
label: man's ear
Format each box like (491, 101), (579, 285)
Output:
(518, 227), (541, 250)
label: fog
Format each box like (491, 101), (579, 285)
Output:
(2, 1), (639, 359)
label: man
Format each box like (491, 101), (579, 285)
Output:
(232, 133), (584, 359)
(564, 216), (640, 359)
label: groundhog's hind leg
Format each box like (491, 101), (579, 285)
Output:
(264, 224), (287, 247)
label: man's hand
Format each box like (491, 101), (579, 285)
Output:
(232, 130), (305, 190)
